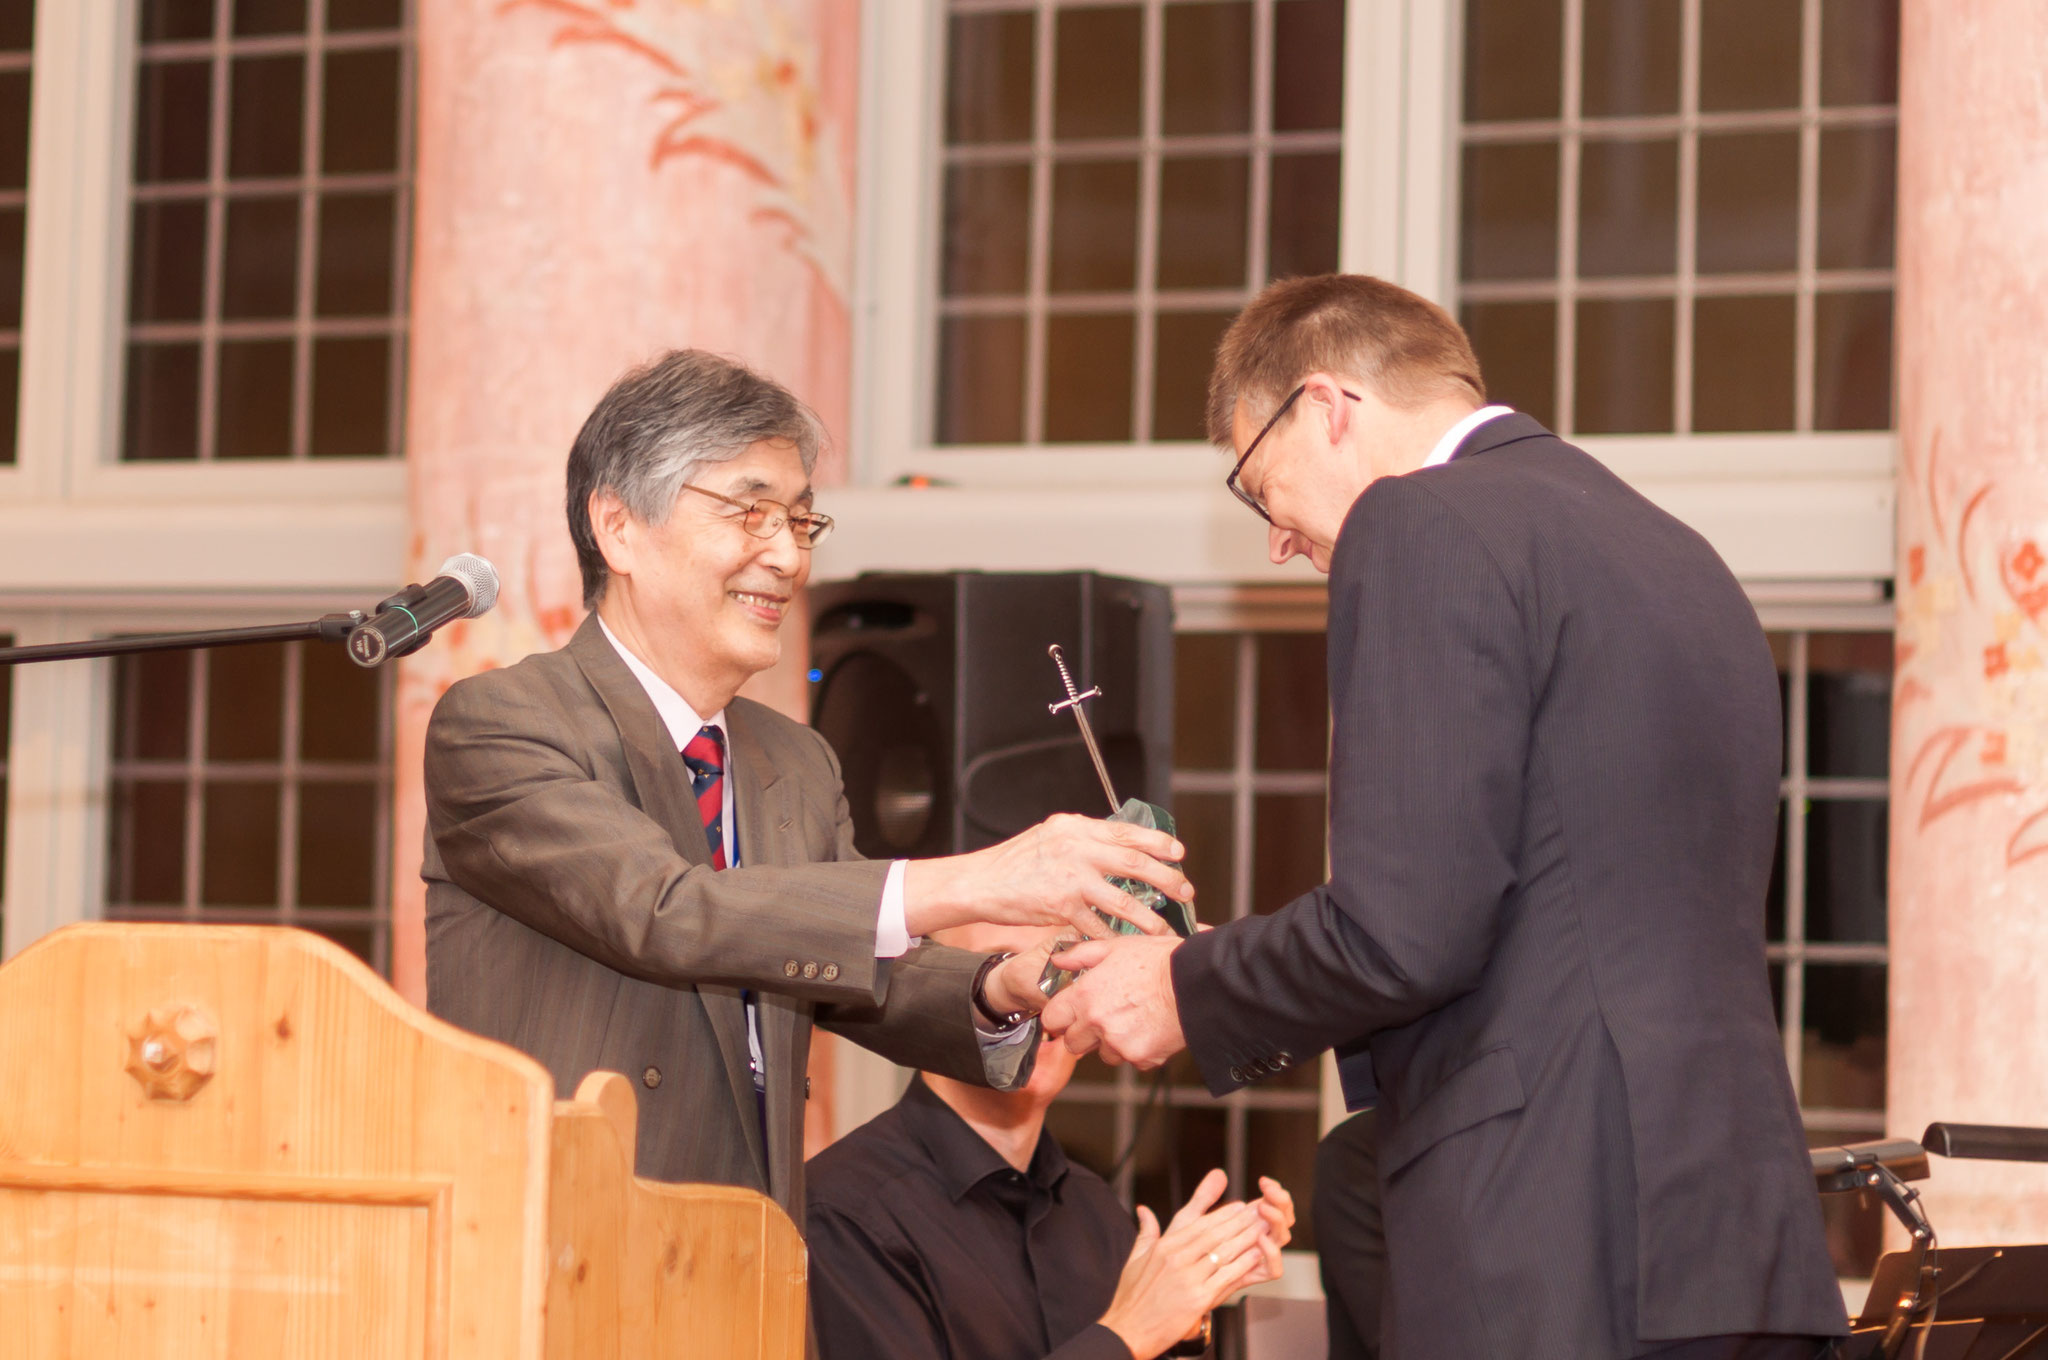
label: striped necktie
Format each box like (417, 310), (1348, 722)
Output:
(682, 723), (769, 1119)
(680, 725), (728, 869)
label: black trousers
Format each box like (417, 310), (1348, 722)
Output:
(1314, 1108), (1832, 1360)
(1316, 1109), (1385, 1360)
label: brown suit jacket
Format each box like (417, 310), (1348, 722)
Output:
(423, 614), (1023, 1221)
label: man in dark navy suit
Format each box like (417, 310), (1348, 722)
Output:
(1044, 274), (1847, 1360)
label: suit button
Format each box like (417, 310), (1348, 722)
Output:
(642, 1066), (661, 1090)
(821, 962), (840, 982)
(1274, 1052), (1292, 1070)
(783, 959), (800, 978)
(1229, 1065), (1246, 1083)
(802, 961), (819, 980)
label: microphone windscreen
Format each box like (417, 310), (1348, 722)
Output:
(436, 553), (500, 619)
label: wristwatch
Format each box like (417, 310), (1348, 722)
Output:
(971, 950), (1027, 1029)
(1164, 1311), (1214, 1357)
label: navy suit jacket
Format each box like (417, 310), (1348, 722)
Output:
(1171, 414), (1846, 1359)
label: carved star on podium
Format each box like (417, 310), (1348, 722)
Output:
(124, 1006), (218, 1102)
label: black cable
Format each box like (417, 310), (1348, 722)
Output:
(1106, 1065), (1174, 1189)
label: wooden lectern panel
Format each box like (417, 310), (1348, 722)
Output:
(0, 924), (808, 1360)
(0, 1184), (431, 1357)
(547, 1072), (806, 1360)
(0, 924), (555, 1360)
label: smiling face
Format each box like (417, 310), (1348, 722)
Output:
(591, 438), (814, 714)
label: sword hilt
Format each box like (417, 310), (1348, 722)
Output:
(1046, 645), (1102, 715)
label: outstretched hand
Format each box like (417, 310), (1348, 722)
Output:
(1040, 933), (1187, 1069)
(903, 813), (1193, 941)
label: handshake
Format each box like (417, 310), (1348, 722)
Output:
(900, 807), (1203, 1070)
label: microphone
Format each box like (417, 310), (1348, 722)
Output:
(346, 553), (500, 668)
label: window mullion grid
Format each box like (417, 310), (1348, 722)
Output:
(1111, 1064), (1139, 1204)
(1794, 0), (1822, 432)
(1230, 634), (1256, 926)
(292, 0), (328, 461)
(198, 0), (234, 464)
(183, 650), (210, 918)
(277, 643), (303, 926)
(947, 287), (1254, 316)
(133, 171), (403, 201)
(136, 29), (403, 60)
(1782, 631), (1810, 1101)
(1553, 0), (1584, 436)
(1462, 267), (1893, 305)
(1247, 0), (1275, 287)
(1022, 1), (1056, 445)
(1225, 633), (1259, 1199)
(1463, 104), (1894, 145)
(1129, 0), (1163, 443)
(946, 128), (1338, 165)
(386, 0), (419, 461)
(1673, 0), (1701, 434)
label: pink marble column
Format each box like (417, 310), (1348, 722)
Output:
(1891, 0), (2048, 1244)
(392, 0), (861, 1138)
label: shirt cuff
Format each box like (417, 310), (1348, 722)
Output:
(874, 859), (912, 959)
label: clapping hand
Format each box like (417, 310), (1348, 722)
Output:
(1099, 1169), (1291, 1359)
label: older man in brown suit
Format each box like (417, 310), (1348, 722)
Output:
(423, 350), (1191, 1223)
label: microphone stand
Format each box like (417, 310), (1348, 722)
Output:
(0, 612), (367, 666)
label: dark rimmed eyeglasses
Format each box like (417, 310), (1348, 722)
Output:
(677, 482), (835, 548)
(1224, 384), (1363, 524)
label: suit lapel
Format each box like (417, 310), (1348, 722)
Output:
(730, 704), (801, 1193)
(567, 615), (766, 1183)
(727, 703), (790, 869)
(567, 616), (714, 872)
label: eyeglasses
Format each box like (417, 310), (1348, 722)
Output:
(1224, 384), (1363, 523)
(677, 482), (835, 547)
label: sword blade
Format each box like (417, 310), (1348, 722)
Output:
(1068, 703), (1122, 814)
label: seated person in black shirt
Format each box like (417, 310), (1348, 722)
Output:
(806, 922), (1295, 1360)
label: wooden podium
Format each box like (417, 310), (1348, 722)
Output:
(0, 924), (805, 1359)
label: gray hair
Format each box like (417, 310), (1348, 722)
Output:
(566, 349), (824, 607)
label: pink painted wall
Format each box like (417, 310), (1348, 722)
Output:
(392, 2), (864, 1140)
(1891, 0), (2048, 1243)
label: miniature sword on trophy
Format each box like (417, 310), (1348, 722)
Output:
(1039, 644), (1196, 997)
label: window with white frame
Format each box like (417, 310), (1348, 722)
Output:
(1045, 628), (1328, 1246)
(1770, 626), (1890, 1277)
(104, 640), (396, 973)
(0, 3), (31, 465)
(933, 0), (1343, 446)
(124, 0), (412, 461)
(1456, 0), (1897, 435)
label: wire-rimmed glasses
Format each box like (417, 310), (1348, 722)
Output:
(1224, 384), (1362, 523)
(677, 483), (835, 547)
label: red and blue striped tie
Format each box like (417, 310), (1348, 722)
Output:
(681, 725), (727, 869)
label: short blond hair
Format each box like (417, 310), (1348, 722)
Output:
(1205, 274), (1486, 446)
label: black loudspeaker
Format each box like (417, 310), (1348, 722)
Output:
(808, 572), (1174, 859)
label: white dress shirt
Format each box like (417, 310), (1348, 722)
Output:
(1423, 404), (1515, 468)
(597, 616), (913, 957)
